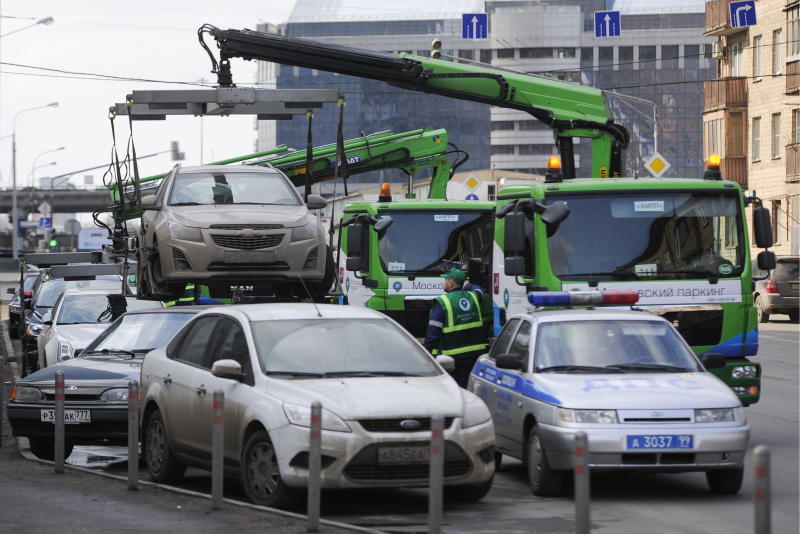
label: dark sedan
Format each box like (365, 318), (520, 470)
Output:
(753, 256), (799, 323)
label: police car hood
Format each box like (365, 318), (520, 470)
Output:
(534, 372), (741, 409)
(55, 324), (111, 352)
(268, 374), (468, 419)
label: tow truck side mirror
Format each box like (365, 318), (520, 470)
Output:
(756, 250), (776, 272)
(752, 206), (773, 248)
(540, 201), (570, 237)
(503, 212), (533, 277)
(699, 352), (726, 370)
(345, 221), (368, 273)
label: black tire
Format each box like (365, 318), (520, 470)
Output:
(444, 475), (494, 502)
(788, 310), (799, 323)
(706, 467), (744, 494)
(494, 451), (503, 471)
(755, 296), (769, 323)
(240, 429), (301, 509)
(526, 426), (566, 497)
(28, 437), (73, 461)
(308, 247), (336, 301)
(144, 409), (186, 483)
(9, 318), (20, 339)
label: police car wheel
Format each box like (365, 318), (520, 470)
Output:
(706, 467), (743, 495)
(526, 426), (565, 497)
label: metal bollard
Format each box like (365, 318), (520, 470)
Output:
(127, 380), (139, 491)
(54, 371), (65, 473)
(753, 445), (771, 534)
(307, 401), (322, 532)
(0, 356), (5, 449)
(428, 415), (445, 534)
(574, 431), (590, 534)
(211, 390), (224, 510)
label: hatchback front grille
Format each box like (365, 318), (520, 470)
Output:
(623, 418), (692, 423)
(359, 417), (455, 433)
(211, 234), (284, 250)
(344, 461), (471, 481)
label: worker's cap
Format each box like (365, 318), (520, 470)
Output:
(440, 268), (466, 282)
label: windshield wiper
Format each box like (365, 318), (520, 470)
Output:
(264, 371), (327, 378)
(648, 269), (725, 281)
(83, 348), (137, 358)
(557, 272), (639, 280)
(323, 371), (425, 377)
(537, 365), (622, 373)
(605, 363), (691, 373)
(169, 202), (204, 206)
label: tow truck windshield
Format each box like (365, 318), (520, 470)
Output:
(377, 211), (493, 276)
(546, 191), (744, 281)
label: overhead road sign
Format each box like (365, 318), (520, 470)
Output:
(594, 11), (621, 38)
(462, 13), (488, 39)
(728, 1), (756, 29)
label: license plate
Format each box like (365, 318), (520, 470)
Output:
(377, 446), (430, 464)
(223, 250), (275, 263)
(40, 409), (91, 424)
(626, 434), (693, 450)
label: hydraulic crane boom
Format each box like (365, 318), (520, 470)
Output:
(200, 25), (630, 178)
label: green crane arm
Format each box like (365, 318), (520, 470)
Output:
(200, 25), (630, 178)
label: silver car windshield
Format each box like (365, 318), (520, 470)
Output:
(169, 171), (301, 206)
(534, 320), (701, 373)
(35, 278), (123, 308)
(83, 312), (195, 356)
(56, 295), (161, 325)
(252, 319), (441, 377)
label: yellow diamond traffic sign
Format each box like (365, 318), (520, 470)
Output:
(465, 175), (480, 190)
(645, 153), (671, 177)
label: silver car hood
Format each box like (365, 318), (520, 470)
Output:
(168, 204), (308, 229)
(267, 374), (468, 419)
(531, 372), (741, 409)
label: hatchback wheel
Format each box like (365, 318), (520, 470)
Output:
(789, 310), (799, 323)
(144, 409), (185, 483)
(526, 426), (565, 496)
(28, 437), (73, 461)
(240, 429), (301, 508)
(706, 467), (743, 494)
(755, 296), (769, 323)
(444, 475), (494, 502)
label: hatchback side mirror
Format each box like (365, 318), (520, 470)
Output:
(140, 195), (158, 210)
(211, 359), (245, 381)
(700, 352), (726, 370)
(495, 354), (525, 371)
(306, 194), (327, 210)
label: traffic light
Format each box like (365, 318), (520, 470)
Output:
(171, 141), (185, 161)
(48, 239), (58, 248)
(431, 39), (442, 60)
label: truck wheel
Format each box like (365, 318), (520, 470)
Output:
(240, 429), (301, 509)
(755, 296), (769, 323)
(28, 437), (73, 461)
(444, 475), (494, 502)
(526, 426), (565, 497)
(706, 467), (743, 494)
(144, 409), (186, 483)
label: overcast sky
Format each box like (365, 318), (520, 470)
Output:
(0, 0), (297, 190)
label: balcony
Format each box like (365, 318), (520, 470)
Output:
(720, 156), (747, 187)
(787, 145), (800, 180)
(704, 77), (747, 111)
(787, 61), (800, 94)
(704, 0), (747, 36)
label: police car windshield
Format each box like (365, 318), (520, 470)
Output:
(252, 318), (441, 377)
(377, 211), (493, 275)
(534, 320), (701, 373)
(545, 191), (744, 281)
(169, 171), (301, 206)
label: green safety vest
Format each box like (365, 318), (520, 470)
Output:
(165, 283), (196, 306)
(431, 290), (487, 357)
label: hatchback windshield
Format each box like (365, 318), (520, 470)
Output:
(252, 319), (441, 377)
(35, 278), (123, 308)
(169, 171), (300, 206)
(56, 294), (161, 324)
(534, 320), (701, 373)
(83, 312), (195, 356)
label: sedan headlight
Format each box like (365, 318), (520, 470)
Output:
(12, 386), (44, 402)
(27, 323), (43, 336)
(462, 394), (492, 428)
(695, 408), (735, 422)
(282, 402), (351, 432)
(731, 365), (758, 379)
(57, 341), (74, 362)
(557, 408), (619, 424)
(168, 221), (203, 242)
(100, 388), (129, 402)
(291, 218), (318, 242)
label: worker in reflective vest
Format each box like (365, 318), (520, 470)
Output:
(165, 283), (199, 306)
(424, 268), (488, 387)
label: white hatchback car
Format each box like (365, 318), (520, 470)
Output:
(140, 304), (496, 508)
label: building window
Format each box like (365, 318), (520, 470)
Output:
(752, 117), (761, 161)
(772, 113), (782, 159)
(520, 47), (553, 59)
(491, 121), (514, 131)
(728, 112), (745, 157)
(458, 49), (474, 60)
(496, 48), (515, 59)
(705, 119), (722, 159)
(793, 109), (800, 144)
(518, 120), (546, 131)
(662, 45), (679, 69)
(730, 42), (743, 76)
(684, 44), (699, 68)
(789, 7), (800, 57)
(580, 47), (593, 65)
(480, 49), (492, 64)
(772, 200), (781, 243)
(774, 30), (783, 75)
(598, 46), (613, 67)
(518, 144), (556, 155)
(618, 46), (633, 66)
(753, 35), (762, 79)
(491, 145), (515, 155)
(556, 48), (576, 58)
(639, 46), (656, 69)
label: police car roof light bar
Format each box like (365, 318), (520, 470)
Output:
(527, 291), (639, 307)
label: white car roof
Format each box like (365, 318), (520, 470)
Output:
(179, 164), (283, 175)
(205, 303), (386, 322)
(61, 288), (128, 297)
(517, 308), (669, 325)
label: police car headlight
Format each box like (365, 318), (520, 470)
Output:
(695, 408), (735, 423)
(100, 388), (129, 402)
(557, 408), (618, 424)
(291, 218), (318, 242)
(282, 402), (351, 432)
(57, 341), (74, 362)
(731, 365), (758, 379)
(462, 393), (491, 429)
(12, 386), (45, 403)
(168, 221), (202, 242)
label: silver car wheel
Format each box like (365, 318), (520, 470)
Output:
(147, 415), (167, 473)
(247, 440), (280, 498)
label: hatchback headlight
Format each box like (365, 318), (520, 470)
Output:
(462, 394), (492, 428)
(168, 221), (203, 242)
(100, 388), (129, 402)
(695, 408), (735, 422)
(291, 218), (318, 242)
(57, 341), (74, 362)
(731, 365), (758, 379)
(283, 402), (351, 432)
(557, 408), (618, 424)
(12, 386), (44, 402)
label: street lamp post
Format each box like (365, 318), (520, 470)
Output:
(29, 146), (65, 187)
(11, 102), (59, 259)
(0, 16), (54, 38)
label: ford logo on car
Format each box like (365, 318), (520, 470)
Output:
(399, 419), (421, 430)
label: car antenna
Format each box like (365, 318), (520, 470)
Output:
(296, 275), (323, 317)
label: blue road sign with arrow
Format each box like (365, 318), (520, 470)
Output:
(594, 10), (621, 37)
(462, 13), (488, 39)
(728, 0), (756, 28)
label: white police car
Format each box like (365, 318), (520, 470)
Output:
(469, 291), (749, 496)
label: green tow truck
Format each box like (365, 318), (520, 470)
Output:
(201, 26), (778, 405)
